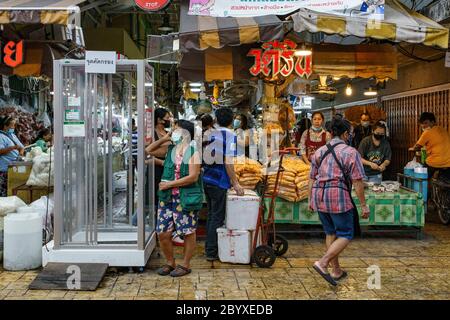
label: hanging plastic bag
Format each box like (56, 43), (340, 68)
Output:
(0, 196), (27, 216)
(30, 196), (54, 238)
(36, 112), (52, 128)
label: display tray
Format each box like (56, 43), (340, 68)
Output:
(264, 188), (425, 227)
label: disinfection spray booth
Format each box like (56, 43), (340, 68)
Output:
(43, 58), (156, 267)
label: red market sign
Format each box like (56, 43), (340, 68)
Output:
(247, 40), (312, 79)
(1, 40), (24, 68)
(135, 0), (171, 11)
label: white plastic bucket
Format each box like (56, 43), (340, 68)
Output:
(3, 212), (42, 270)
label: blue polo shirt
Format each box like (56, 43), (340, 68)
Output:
(202, 127), (237, 190)
(0, 131), (24, 172)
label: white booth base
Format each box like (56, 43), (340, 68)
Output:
(42, 232), (157, 267)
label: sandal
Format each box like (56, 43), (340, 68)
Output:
(313, 263), (337, 286)
(332, 271), (348, 281)
(170, 265), (192, 277)
(156, 264), (175, 276)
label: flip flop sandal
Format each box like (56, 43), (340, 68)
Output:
(332, 271), (348, 281)
(170, 265), (192, 277)
(156, 264), (175, 276)
(313, 264), (337, 286)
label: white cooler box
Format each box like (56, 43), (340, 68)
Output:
(218, 228), (252, 264)
(226, 190), (260, 230)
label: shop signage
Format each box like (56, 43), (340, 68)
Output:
(1, 40), (24, 68)
(445, 52), (450, 68)
(135, 0), (171, 11)
(85, 51), (116, 74)
(188, 0), (384, 19)
(247, 40), (313, 79)
(63, 121), (85, 137)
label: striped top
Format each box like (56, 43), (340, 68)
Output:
(131, 130), (138, 156)
(309, 138), (366, 214)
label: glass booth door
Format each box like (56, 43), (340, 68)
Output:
(52, 60), (155, 252)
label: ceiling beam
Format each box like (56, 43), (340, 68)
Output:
(80, 0), (110, 12)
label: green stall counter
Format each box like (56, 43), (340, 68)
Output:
(265, 188), (425, 227)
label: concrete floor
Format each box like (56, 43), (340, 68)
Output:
(1, 222), (450, 300)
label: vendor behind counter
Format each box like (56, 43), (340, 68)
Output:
(0, 116), (24, 197)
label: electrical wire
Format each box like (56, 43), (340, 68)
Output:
(396, 44), (446, 62)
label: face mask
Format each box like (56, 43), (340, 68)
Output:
(233, 119), (241, 129)
(312, 126), (322, 132)
(373, 134), (385, 141)
(7, 128), (14, 134)
(163, 120), (171, 128)
(171, 131), (183, 145)
(422, 127), (431, 132)
(361, 121), (370, 128)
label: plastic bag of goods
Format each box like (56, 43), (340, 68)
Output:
(26, 153), (54, 187)
(0, 196), (27, 216)
(30, 196), (54, 234)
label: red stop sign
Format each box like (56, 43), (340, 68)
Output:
(135, 0), (170, 11)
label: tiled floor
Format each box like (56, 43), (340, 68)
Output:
(1, 223), (450, 300)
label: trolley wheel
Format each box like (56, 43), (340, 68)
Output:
(253, 245), (276, 268)
(269, 234), (289, 256)
(438, 208), (450, 225)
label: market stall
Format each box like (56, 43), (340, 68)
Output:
(177, 0), (448, 237)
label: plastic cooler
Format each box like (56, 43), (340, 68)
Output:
(217, 228), (252, 264)
(226, 190), (260, 231)
(403, 168), (415, 189)
(413, 167), (428, 202)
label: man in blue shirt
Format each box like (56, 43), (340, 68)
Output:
(0, 116), (24, 196)
(203, 107), (244, 261)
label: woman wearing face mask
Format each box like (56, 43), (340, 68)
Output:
(358, 121), (392, 184)
(147, 120), (202, 277)
(353, 113), (372, 149)
(233, 114), (251, 158)
(299, 112), (331, 165)
(0, 116), (25, 197)
(309, 117), (369, 286)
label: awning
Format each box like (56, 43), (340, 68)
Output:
(0, 0), (83, 25)
(313, 44), (398, 80)
(290, 0), (449, 49)
(179, 1), (285, 53)
(179, 45), (253, 82)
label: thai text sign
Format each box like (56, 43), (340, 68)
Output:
(248, 40), (312, 78)
(188, 0), (385, 19)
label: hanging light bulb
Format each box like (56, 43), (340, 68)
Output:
(345, 84), (353, 96)
(294, 44), (312, 56)
(364, 87), (378, 96)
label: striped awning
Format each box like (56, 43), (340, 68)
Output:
(0, 0), (83, 25)
(179, 1), (285, 53)
(179, 45), (253, 82)
(290, 0), (449, 49)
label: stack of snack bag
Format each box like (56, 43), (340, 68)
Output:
(265, 155), (310, 202)
(234, 156), (263, 190)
